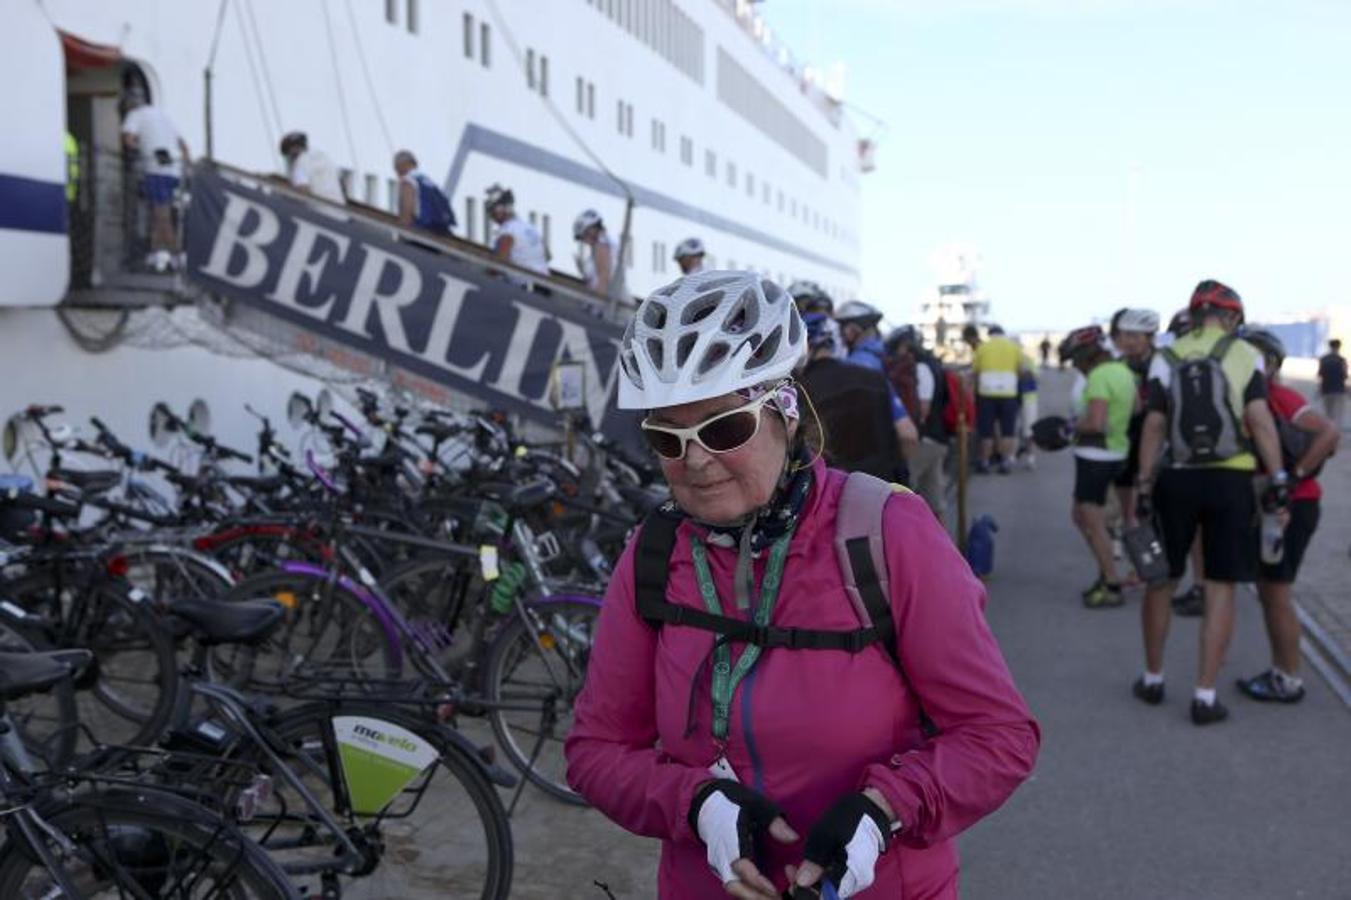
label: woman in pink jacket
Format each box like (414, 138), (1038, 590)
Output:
(566, 272), (1039, 899)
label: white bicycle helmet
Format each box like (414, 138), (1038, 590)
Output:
(835, 299), (883, 327)
(673, 237), (705, 260)
(618, 271), (805, 410)
(1115, 308), (1160, 334)
(573, 209), (603, 240)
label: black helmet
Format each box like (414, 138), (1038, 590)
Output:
(1167, 309), (1191, 336)
(279, 131), (307, 157)
(885, 325), (923, 354)
(1240, 327), (1286, 366)
(485, 183), (515, 212)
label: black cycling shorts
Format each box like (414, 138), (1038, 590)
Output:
(1258, 499), (1320, 584)
(1151, 467), (1257, 583)
(1113, 414), (1144, 488)
(1074, 457), (1127, 505)
(976, 396), (1020, 439)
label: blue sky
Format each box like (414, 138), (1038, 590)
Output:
(761, 0), (1351, 333)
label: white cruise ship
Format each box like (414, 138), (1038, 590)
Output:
(0, 0), (870, 454)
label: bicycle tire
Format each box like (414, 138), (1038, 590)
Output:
(118, 544), (236, 605)
(4, 569), (178, 755)
(230, 700), (513, 899)
(219, 569), (403, 688)
(484, 594), (601, 804)
(0, 788), (298, 898)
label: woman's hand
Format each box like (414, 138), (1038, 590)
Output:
(786, 789), (894, 898)
(690, 780), (800, 898)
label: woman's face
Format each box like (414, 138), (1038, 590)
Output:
(652, 392), (794, 526)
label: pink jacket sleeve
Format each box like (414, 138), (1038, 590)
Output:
(860, 495), (1041, 848)
(564, 534), (711, 843)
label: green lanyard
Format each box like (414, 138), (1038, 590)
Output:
(689, 527), (796, 741)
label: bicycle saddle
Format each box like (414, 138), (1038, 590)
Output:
(170, 598), (285, 646)
(0, 649), (91, 702)
(49, 468), (121, 494)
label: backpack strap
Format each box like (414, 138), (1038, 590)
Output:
(835, 472), (937, 736)
(634, 501), (882, 651)
(634, 501), (683, 629)
(834, 472), (900, 668)
(1209, 333), (1238, 362)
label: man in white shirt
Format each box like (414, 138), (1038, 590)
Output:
(673, 237), (706, 275)
(486, 184), (549, 277)
(120, 89), (189, 272)
(279, 132), (345, 205)
(573, 208), (625, 300)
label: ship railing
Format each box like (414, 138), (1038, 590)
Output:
(208, 161), (638, 327)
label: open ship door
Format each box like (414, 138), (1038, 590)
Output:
(0, 2), (68, 307)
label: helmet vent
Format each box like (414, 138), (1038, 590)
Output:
(682, 291), (724, 325)
(722, 288), (760, 334)
(646, 338), (665, 372)
(643, 302), (668, 329)
(676, 333), (698, 367)
(697, 341), (730, 376)
(745, 326), (781, 371)
(695, 276), (740, 292)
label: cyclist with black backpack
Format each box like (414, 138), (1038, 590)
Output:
(566, 272), (1038, 899)
(1134, 280), (1287, 725)
(885, 326), (951, 525)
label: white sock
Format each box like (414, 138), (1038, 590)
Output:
(1194, 687), (1216, 705)
(1142, 671), (1164, 687)
(1273, 668), (1303, 690)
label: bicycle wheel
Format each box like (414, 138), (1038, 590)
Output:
(0, 789), (297, 898)
(219, 570), (402, 688)
(4, 570), (177, 754)
(484, 595), (601, 804)
(119, 545), (236, 605)
(231, 700), (512, 899)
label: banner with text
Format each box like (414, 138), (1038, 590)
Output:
(183, 168), (637, 444)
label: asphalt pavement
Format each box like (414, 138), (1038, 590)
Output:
(959, 368), (1351, 900)
(494, 367), (1351, 900)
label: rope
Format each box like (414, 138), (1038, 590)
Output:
(230, 0), (278, 156)
(319, 0), (362, 174)
(481, 0), (633, 206)
(242, 0), (286, 141)
(342, 0), (396, 158)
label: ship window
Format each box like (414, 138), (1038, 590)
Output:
(745, 172), (754, 197)
(587, 83), (596, 119)
(626, 103), (634, 136)
(528, 211), (538, 227)
(680, 136), (692, 166)
(705, 149), (716, 178)
(526, 50), (536, 89)
(777, 189), (783, 211)
(463, 13), (474, 58)
(576, 77), (584, 114)
(726, 161), (736, 188)
(617, 100), (625, 134)
(364, 174), (378, 205)
(539, 56), (549, 96)
(763, 182), (770, 204)
(386, 0), (398, 25)
(480, 22), (491, 67)
(406, 0), (418, 34)
(466, 198), (478, 242)
(542, 214), (552, 255)
(387, 178), (398, 213)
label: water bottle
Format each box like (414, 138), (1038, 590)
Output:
(966, 514), (998, 578)
(1260, 512), (1285, 565)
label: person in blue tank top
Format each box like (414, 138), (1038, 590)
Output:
(394, 150), (456, 236)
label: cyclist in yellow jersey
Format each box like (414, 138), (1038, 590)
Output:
(970, 325), (1028, 474)
(1134, 281), (1286, 725)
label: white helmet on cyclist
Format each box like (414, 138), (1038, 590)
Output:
(1115, 308), (1160, 334)
(573, 209), (603, 240)
(673, 237), (705, 260)
(835, 300), (883, 328)
(618, 271), (806, 410)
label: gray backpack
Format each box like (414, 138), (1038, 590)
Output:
(1161, 334), (1252, 465)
